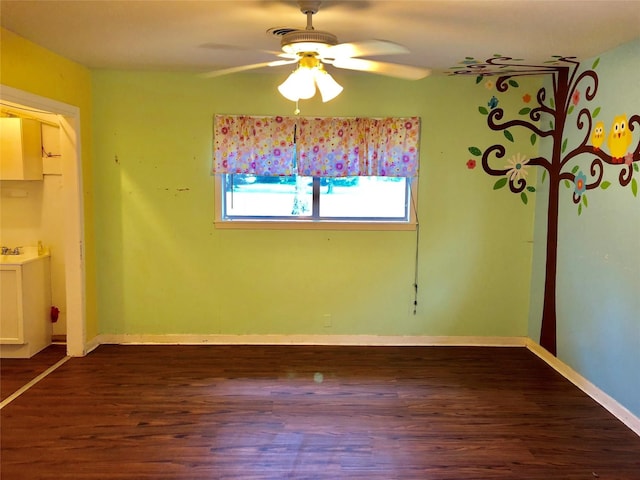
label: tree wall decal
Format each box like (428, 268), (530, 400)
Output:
(452, 55), (640, 356)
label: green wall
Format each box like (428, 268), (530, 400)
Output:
(92, 71), (538, 337)
(0, 28), (98, 340)
(529, 39), (640, 417)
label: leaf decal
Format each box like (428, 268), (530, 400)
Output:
(527, 186), (536, 192)
(633, 178), (638, 197)
(593, 107), (601, 118)
(493, 177), (508, 190)
(519, 107), (531, 115)
(564, 180), (571, 189)
(578, 203), (582, 216)
(634, 163), (639, 173)
(530, 134), (537, 146)
(509, 80), (519, 88)
(476, 76), (483, 84)
(542, 170), (547, 183)
(550, 98), (555, 108)
(479, 106), (489, 115)
(469, 146), (482, 156)
(567, 105), (574, 115)
(571, 165), (580, 174)
(521, 192), (528, 204)
(592, 58), (600, 69)
(601, 181), (611, 190)
(582, 194), (588, 207)
(504, 130), (514, 142)
(562, 138), (568, 153)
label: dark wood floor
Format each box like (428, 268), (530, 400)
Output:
(1, 345), (639, 479)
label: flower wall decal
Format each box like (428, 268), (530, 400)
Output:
(505, 153), (529, 182)
(574, 171), (587, 195)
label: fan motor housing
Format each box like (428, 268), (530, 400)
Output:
(281, 30), (338, 54)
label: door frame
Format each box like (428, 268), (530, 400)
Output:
(1, 84), (87, 356)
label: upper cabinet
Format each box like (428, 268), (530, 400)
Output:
(0, 118), (43, 180)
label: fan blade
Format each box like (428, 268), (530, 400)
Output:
(332, 58), (430, 80)
(200, 42), (284, 57)
(200, 43), (298, 61)
(322, 40), (409, 60)
(201, 59), (297, 78)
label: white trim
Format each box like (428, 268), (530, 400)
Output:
(526, 339), (640, 437)
(96, 333), (528, 347)
(0, 85), (86, 357)
(0, 356), (71, 410)
(84, 335), (101, 355)
(0, 85), (78, 117)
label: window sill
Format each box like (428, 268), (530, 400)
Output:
(213, 220), (417, 231)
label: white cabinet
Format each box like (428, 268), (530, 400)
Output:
(0, 117), (43, 180)
(0, 254), (52, 358)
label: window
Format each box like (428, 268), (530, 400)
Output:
(213, 115), (419, 230)
(216, 174), (417, 229)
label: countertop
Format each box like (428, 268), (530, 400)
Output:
(0, 246), (50, 266)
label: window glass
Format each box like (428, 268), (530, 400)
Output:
(221, 174), (411, 222)
(223, 175), (313, 218)
(319, 177), (408, 219)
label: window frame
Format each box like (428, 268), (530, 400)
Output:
(213, 175), (418, 231)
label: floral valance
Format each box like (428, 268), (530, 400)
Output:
(213, 115), (297, 176)
(213, 114), (420, 177)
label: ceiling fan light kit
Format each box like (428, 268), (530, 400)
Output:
(313, 65), (344, 102)
(278, 54), (343, 103)
(278, 59), (317, 101)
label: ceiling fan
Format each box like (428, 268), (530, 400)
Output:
(202, 1), (430, 102)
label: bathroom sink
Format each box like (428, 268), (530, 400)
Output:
(0, 247), (49, 265)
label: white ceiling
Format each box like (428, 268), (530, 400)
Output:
(1, 0), (639, 77)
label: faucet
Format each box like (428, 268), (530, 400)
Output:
(1, 246), (9, 255)
(12, 247), (21, 255)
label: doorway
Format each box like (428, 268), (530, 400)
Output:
(1, 85), (86, 356)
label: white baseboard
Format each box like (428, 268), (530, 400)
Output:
(83, 336), (101, 356)
(95, 333), (528, 347)
(526, 339), (640, 437)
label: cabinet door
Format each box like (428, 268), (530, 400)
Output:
(0, 118), (43, 180)
(0, 268), (24, 343)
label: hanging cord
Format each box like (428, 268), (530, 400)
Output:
(409, 181), (420, 315)
(413, 223), (420, 315)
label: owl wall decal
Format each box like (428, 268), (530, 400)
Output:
(591, 121), (605, 150)
(607, 114), (632, 162)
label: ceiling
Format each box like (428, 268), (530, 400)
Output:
(1, 0), (639, 78)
